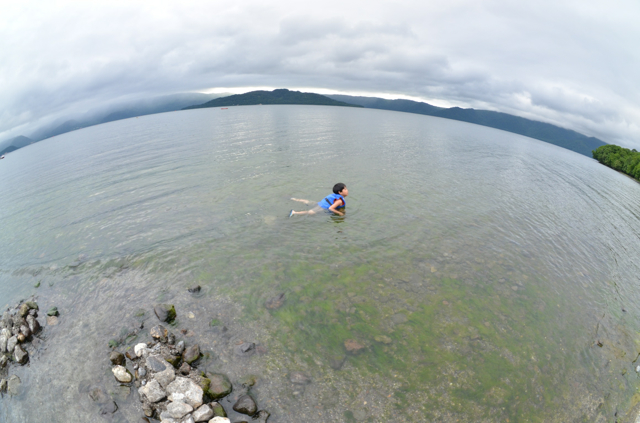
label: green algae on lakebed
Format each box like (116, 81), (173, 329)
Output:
(195, 246), (640, 422)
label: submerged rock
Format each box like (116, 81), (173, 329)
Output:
(7, 375), (21, 395)
(238, 375), (258, 387)
(99, 401), (118, 415)
(46, 315), (59, 326)
(289, 372), (312, 385)
(210, 401), (227, 417)
(112, 365), (132, 383)
(208, 374), (232, 399)
(344, 339), (366, 355)
(265, 293), (285, 310)
(109, 351), (125, 366)
(255, 410), (270, 423)
(390, 313), (407, 324)
(234, 342), (255, 357)
(233, 394), (258, 416)
(374, 335), (393, 344)
(154, 304), (176, 323)
(183, 344), (200, 364)
(89, 387), (110, 403)
(187, 285), (201, 293)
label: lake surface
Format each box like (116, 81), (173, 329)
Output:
(1, 105), (640, 422)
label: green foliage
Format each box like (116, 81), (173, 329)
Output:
(182, 89), (363, 110)
(593, 144), (640, 180)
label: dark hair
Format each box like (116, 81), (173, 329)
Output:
(333, 183), (346, 194)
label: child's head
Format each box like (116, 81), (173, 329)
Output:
(333, 183), (348, 196)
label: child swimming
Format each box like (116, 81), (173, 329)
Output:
(289, 183), (348, 217)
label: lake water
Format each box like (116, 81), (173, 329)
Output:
(1, 105), (640, 422)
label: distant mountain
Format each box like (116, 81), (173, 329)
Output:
(0, 135), (33, 156)
(183, 89), (363, 110)
(29, 93), (225, 142)
(8, 135), (33, 149)
(328, 95), (606, 157)
(2, 93), (226, 156)
(0, 145), (19, 156)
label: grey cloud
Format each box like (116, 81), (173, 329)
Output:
(1, 0), (640, 147)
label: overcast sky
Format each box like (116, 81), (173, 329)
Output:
(2, 0), (639, 147)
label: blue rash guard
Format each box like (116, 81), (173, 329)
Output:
(318, 193), (346, 210)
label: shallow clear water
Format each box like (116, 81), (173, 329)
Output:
(1, 105), (640, 422)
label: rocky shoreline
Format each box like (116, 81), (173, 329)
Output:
(0, 297), (59, 396)
(107, 302), (271, 423)
(0, 294), (271, 423)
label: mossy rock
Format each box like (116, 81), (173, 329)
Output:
(207, 373), (232, 399)
(238, 374), (258, 387)
(193, 375), (212, 399)
(153, 304), (176, 323)
(163, 353), (181, 368)
(210, 401), (227, 417)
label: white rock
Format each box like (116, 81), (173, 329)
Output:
(112, 365), (132, 383)
(208, 417), (230, 423)
(166, 401), (193, 419)
(183, 416), (195, 423)
(155, 365), (176, 388)
(139, 379), (167, 403)
(0, 328), (11, 352)
(6, 336), (17, 354)
(193, 404), (213, 422)
(167, 377), (203, 408)
(159, 411), (179, 423)
(135, 343), (149, 357)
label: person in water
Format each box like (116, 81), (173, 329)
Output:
(289, 183), (348, 216)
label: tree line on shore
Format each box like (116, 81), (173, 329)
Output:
(593, 144), (640, 180)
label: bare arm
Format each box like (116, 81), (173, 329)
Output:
(328, 199), (345, 216)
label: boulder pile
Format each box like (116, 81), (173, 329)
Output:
(109, 303), (269, 423)
(0, 298), (47, 395)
